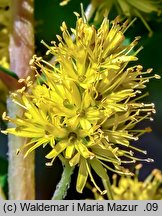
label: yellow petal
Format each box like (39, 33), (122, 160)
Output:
(76, 157), (88, 193)
(66, 115), (79, 129)
(75, 142), (94, 159)
(24, 139), (49, 157)
(80, 118), (91, 130)
(89, 158), (108, 180)
(46, 141), (68, 159)
(69, 152), (80, 166)
(65, 145), (75, 159)
(91, 147), (119, 164)
(6, 127), (45, 138)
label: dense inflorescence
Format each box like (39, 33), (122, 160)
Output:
(2, 15), (160, 193)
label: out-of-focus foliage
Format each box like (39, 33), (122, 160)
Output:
(0, 157), (8, 199)
(0, 80), (7, 117)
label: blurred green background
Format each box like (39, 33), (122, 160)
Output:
(0, 0), (162, 199)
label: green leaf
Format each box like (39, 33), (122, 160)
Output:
(0, 157), (8, 176)
(0, 175), (7, 188)
(0, 66), (18, 79)
(0, 157), (8, 198)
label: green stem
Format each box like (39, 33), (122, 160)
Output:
(102, 176), (114, 200)
(52, 158), (74, 200)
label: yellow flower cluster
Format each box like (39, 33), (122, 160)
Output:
(94, 0), (162, 34)
(112, 165), (162, 200)
(60, 0), (162, 35)
(91, 165), (162, 200)
(2, 15), (160, 193)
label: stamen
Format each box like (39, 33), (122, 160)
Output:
(86, 161), (104, 194)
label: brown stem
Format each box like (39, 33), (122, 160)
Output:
(0, 71), (23, 91)
(8, 0), (35, 199)
(9, 0), (35, 79)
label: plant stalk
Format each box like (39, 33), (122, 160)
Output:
(7, 0), (35, 199)
(52, 157), (74, 200)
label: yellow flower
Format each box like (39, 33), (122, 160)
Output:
(60, 0), (162, 35)
(2, 15), (160, 194)
(112, 165), (162, 200)
(90, 165), (162, 199)
(0, 0), (10, 67)
(92, 0), (162, 35)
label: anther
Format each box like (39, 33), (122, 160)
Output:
(56, 35), (62, 41)
(2, 112), (7, 120)
(146, 158), (154, 162)
(101, 190), (107, 195)
(45, 162), (53, 166)
(18, 78), (25, 83)
(16, 149), (20, 155)
(154, 74), (161, 79)
(147, 68), (153, 73)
